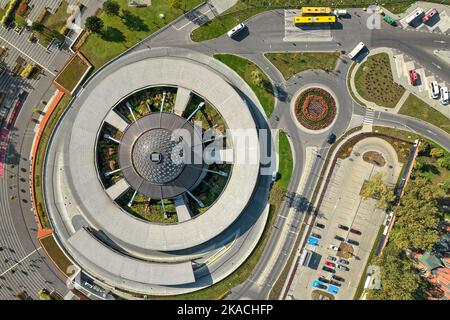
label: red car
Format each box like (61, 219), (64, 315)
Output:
(422, 8), (438, 23)
(325, 261), (335, 268)
(409, 69), (418, 86)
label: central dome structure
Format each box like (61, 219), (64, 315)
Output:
(132, 128), (185, 184)
(118, 112), (204, 200)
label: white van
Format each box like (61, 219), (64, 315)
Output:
(430, 81), (440, 99)
(227, 23), (245, 38)
(440, 87), (449, 105)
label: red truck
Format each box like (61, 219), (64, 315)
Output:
(422, 8), (438, 23)
(409, 69), (418, 86)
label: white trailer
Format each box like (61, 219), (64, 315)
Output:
(404, 7), (424, 25)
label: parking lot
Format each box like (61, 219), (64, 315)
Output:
(289, 137), (403, 300)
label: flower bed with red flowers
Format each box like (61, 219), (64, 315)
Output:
(294, 88), (336, 130)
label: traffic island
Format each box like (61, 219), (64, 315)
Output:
(294, 87), (337, 131)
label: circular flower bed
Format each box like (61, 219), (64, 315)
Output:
(294, 88), (337, 130)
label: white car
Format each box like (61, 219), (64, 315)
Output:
(440, 87), (449, 105)
(329, 245), (339, 251)
(227, 23), (245, 38)
(430, 81), (440, 99)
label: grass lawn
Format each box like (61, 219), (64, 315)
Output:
(40, 235), (75, 277)
(34, 94), (72, 229)
(214, 53), (274, 117)
(80, 0), (202, 69)
(354, 53), (405, 108)
(54, 54), (90, 92)
(399, 93), (450, 135)
(265, 52), (340, 80)
(276, 130), (293, 189)
(383, 1), (415, 14)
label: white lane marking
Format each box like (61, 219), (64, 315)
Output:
(0, 247), (42, 277)
(172, 8), (212, 31)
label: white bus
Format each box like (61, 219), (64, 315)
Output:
(404, 7), (424, 25)
(348, 42), (365, 59)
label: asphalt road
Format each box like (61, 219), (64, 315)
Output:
(1, 2), (449, 300)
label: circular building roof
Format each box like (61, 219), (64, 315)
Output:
(118, 112), (204, 199)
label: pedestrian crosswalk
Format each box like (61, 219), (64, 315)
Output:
(363, 108), (375, 126)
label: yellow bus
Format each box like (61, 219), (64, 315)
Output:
(293, 15), (336, 24)
(300, 7), (331, 15)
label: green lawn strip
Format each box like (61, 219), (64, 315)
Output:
(34, 94), (72, 229)
(353, 224), (385, 300)
(354, 52), (405, 108)
(277, 130), (293, 189)
(265, 52), (340, 80)
(54, 55), (90, 92)
(347, 62), (366, 106)
(80, 0), (202, 69)
(383, 1), (415, 14)
(214, 53), (274, 117)
(144, 131), (293, 300)
(190, 2), (265, 42)
(40, 235), (75, 277)
(399, 93), (450, 135)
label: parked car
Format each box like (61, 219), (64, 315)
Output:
(430, 81), (440, 99)
(330, 280), (342, 287)
(329, 244), (339, 251)
(332, 275), (345, 282)
(408, 69), (418, 86)
(327, 133), (336, 144)
(313, 281), (327, 290)
(422, 8), (438, 23)
(347, 239), (359, 246)
(338, 258), (349, 265)
(311, 233), (322, 239)
(338, 224), (349, 231)
(322, 266), (336, 273)
(325, 261), (335, 268)
(440, 87), (449, 105)
(337, 264), (350, 271)
(227, 23), (246, 38)
(315, 222), (325, 229)
(327, 256), (337, 262)
(334, 235), (345, 242)
(349, 228), (362, 235)
(318, 276), (330, 284)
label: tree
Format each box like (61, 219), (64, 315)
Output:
(437, 156), (450, 170)
(367, 244), (427, 300)
(103, 0), (120, 16)
(360, 172), (395, 209)
(85, 16), (104, 34)
(31, 22), (44, 32)
(430, 148), (444, 158)
(390, 178), (441, 251)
